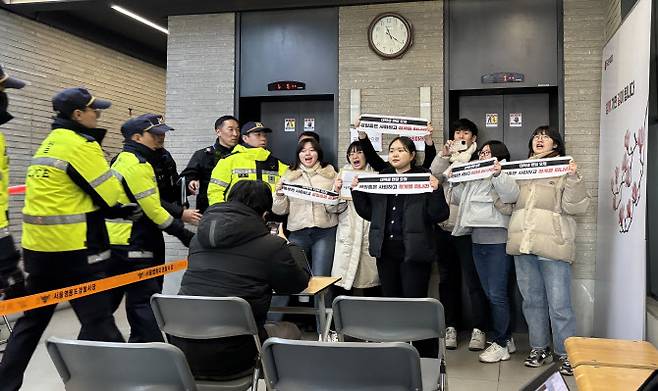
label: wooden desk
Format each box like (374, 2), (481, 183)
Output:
(565, 337), (658, 370)
(573, 365), (653, 391)
(271, 276), (341, 338)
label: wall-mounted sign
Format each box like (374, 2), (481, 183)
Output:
(509, 113), (522, 127)
(268, 81), (306, 91)
(481, 72), (525, 83)
(304, 118), (315, 131)
(284, 118), (296, 132)
(485, 113), (499, 128)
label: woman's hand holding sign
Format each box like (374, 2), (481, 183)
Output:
(429, 174), (439, 191)
(568, 160), (578, 176)
(351, 175), (360, 189)
(275, 181), (284, 196)
(334, 178), (343, 193)
(493, 160), (502, 177)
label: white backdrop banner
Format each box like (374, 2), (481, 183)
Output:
(594, 0), (651, 339)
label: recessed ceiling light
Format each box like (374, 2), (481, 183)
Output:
(110, 4), (168, 35)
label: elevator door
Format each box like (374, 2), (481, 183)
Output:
(459, 93), (550, 160)
(260, 100), (336, 167)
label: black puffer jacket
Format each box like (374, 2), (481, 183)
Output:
(181, 201), (310, 325)
(175, 201), (310, 379)
(352, 165), (449, 263)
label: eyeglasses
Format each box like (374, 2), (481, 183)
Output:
(478, 150), (491, 157)
(533, 134), (552, 141)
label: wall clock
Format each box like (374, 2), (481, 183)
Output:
(368, 13), (413, 59)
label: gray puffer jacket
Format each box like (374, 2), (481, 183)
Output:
(451, 172), (520, 236)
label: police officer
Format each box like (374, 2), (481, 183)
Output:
(0, 66), (26, 301)
(207, 121), (288, 205)
(106, 114), (195, 342)
(180, 115), (240, 212)
(0, 87), (134, 391)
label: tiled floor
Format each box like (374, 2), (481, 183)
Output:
(0, 307), (577, 390)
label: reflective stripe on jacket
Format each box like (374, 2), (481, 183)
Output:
(106, 149), (174, 249)
(22, 127), (122, 252)
(207, 144), (288, 205)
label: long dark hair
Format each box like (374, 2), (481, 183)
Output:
(480, 140), (511, 162)
(292, 138), (329, 170)
(346, 140), (367, 164)
(388, 136), (417, 166)
(528, 126), (565, 157)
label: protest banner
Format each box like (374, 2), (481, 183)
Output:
(358, 114), (429, 151)
(354, 173), (432, 194)
(500, 156), (572, 180)
(281, 183), (340, 205)
(448, 158), (497, 183)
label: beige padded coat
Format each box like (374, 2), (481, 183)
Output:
(506, 172), (590, 263)
(331, 165), (380, 290)
(272, 163), (346, 232)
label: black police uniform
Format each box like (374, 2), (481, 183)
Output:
(180, 139), (234, 213)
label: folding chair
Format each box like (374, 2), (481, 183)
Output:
(46, 337), (197, 391)
(150, 294), (263, 391)
(329, 296), (448, 391)
(262, 337), (424, 391)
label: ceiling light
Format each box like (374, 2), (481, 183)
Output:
(110, 4), (168, 35)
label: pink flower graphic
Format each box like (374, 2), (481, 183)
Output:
(610, 108), (647, 233)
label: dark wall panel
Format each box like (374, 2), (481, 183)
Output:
(448, 0), (559, 90)
(240, 8), (338, 97)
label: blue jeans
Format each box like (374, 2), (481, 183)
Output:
(514, 254), (576, 355)
(288, 226), (337, 277)
(472, 243), (512, 346)
(269, 226), (337, 326)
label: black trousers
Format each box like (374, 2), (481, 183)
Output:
(107, 247), (164, 343)
(377, 240), (437, 358)
(435, 228), (488, 330)
(0, 249), (124, 391)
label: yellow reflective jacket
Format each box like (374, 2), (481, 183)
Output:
(207, 144), (288, 206)
(106, 141), (190, 254)
(0, 132), (9, 231)
(22, 119), (123, 254)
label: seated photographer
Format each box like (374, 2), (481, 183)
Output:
(172, 180), (311, 380)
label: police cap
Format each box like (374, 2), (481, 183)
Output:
(121, 113), (174, 139)
(52, 87), (111, 117)
(242, 121), (272, 135)
(0, 65), (26, 89)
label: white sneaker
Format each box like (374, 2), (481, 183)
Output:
(445, 327), (457, 350)
(507, 337), (516, 354)
(479, 342), (510, 363)
(469, 328), (486, 351)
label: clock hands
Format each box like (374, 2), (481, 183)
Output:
(385, 26), (402, 44)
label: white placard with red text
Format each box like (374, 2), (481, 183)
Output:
(281, 183), (340, 205)
(354, 173), (432, 194)
(358, 114), (429, 152)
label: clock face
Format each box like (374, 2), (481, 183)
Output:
(369, 14), (412, 58)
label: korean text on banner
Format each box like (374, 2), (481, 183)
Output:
(281, 183), (340, 205)
(500, 156), (572, 180)
(448, 158), (497, 183)
(358, 114), (429, 151)
(355, 173), (432, 194)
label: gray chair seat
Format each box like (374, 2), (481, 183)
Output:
(151, 294), (263, 391)
(420, 358), (440, 391)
